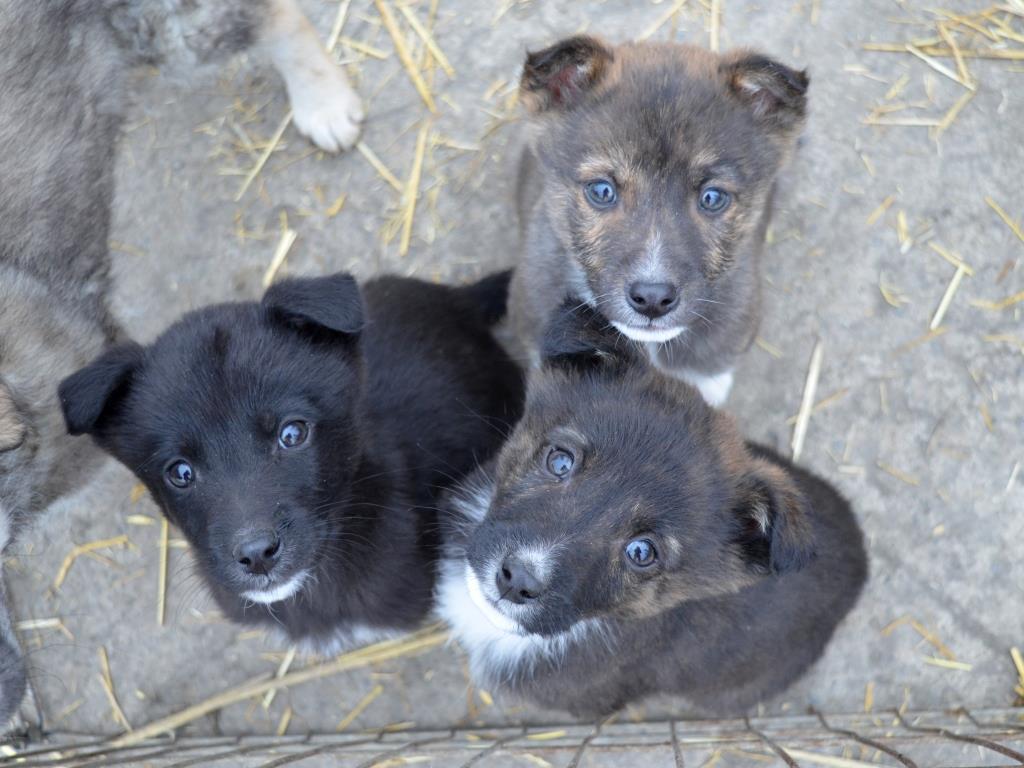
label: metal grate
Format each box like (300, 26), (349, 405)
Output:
(1, 707), (1022, 767)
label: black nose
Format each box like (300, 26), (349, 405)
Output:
(496, 556), (545, 604)
(626, 282), (680, 319)
(234, 532), (281, 576)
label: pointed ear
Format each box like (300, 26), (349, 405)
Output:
(0, 382), (27, 452)
(262, 273), (364, 338)
(521, 35), (614, 112)
(733, 458), (816, 575)
(59, 342), (144, 436)
(722, 53), (808, 131)
(540, 298), (640, 374)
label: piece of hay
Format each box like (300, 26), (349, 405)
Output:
(639, 0), (689, 40)
(876, 461), (920, 487)
(400, 122), (430, 256)
(107, 626), (447, 748)
(755, 337), (784, 358)
(895, 326), (949, 354)
(970, 290), (1024, 311)
(99, 646), (132, 731)
(337, 684), (384, 731)
(1007, 462), (1022, 493)
(986, 195), (1024, 244)
(129, 482), (147, 504)
(526, 730), (567, 741)
(262, 227), (298, 288)
(263, 645), (298, 709)
(356, 142), (404, 192)
(863, 681), (874, 712)
(928, 241), (975, 275)
(865, 194), (895, 225)
(932, 88), (976, 139)
(709, 0), (721, 52)
(53, 535), (130, 591)
(930, 263), (967, 330)
(784, 388), (850, 426)
(325, 192), (347, 218)
(882, 615), (957, 659)
(157, 518), (169, 626)
(922, 656), (972, 671)
(276, 706), (293, 736)
(397, 4), (454, 78)
(790, 339), (824, 462)
(375, 0), (436, 112)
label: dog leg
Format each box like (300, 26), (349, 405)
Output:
(263, 0), (363, 152)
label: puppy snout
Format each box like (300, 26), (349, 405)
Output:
(233, 531), (281, 576)
(627, 281), (680, 319)
(496, 556), (546, 604)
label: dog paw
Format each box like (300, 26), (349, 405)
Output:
(288, 67), (364, 153)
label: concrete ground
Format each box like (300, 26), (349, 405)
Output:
(6, 0), (1023, 746)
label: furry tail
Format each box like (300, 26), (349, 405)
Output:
(463, 269), (513, 326)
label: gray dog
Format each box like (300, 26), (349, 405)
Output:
(0, 0), (361, 729)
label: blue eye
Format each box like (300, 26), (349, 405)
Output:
(545, 447), (575, 478)
(698, 186), (731, 214)
(279, 420), (309, 449)
(624, 538), (657, 567)
(584, 179), (618, 208)
(167, 460), (194, 489)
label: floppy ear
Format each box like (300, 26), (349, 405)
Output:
(262, 273), (364, 338)
(722, 53), (808, 131)
(521, 35), (614, 112)
(541, 298), (640, 374)
(59, 343), (144, 436)
(0, 382), (27, 452)
(733, 458), (815, 575)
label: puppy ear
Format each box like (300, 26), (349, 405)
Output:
(541, 298), (639, 373)
(0, 382), (27, 452)
(732, 458), (815, 575)
(59, 343), (144, 436)
(521, 35), (614, 112)
(262, 273), (364, 338)
(722, 53), (808, 130)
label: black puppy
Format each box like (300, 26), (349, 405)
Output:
(60, 272), (523, 651)
(436, 301), (866, 717)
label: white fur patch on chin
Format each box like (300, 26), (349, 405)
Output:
(611, 322), (686, 344)
(434, 558), (605, 686)
(465, 565), (522, 634)
(242, 569), (309, 605)
(681, 368), (735, 408)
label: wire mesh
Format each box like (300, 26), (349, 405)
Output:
(0, 707), (1022, 767)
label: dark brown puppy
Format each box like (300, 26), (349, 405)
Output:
(437, 302), (866, 718)
(507, 36), (808, 406)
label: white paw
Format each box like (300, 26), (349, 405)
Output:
(288, 66), (364, 153)
(682, 368), (734, 408)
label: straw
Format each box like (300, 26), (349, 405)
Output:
(791, 339), (824, 462)
(375, 0), (437, 112)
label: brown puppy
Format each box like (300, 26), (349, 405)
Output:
(507, 36), (808, 406)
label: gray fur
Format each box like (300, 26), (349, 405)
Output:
(0, 0), (288, 729)
(507, 37), (807, 400)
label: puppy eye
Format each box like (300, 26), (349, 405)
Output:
(279, 420), (309, 449)
(166, 460), (194, 489)
(698, 186), (731, 214)
(545, 447), (574, 478)
(624, 538), (657, 568)
(584, 179), (618, 208)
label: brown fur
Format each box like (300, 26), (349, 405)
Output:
(508, 36), (807, 400)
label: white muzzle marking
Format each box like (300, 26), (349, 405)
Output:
(611, 322), (686, 344)
(242, 569), (309, 605)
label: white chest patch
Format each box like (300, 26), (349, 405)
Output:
(646, 354), (735, 408)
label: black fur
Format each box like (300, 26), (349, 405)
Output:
(60, 273), (524, 647)
(438, 301), (865, 717)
